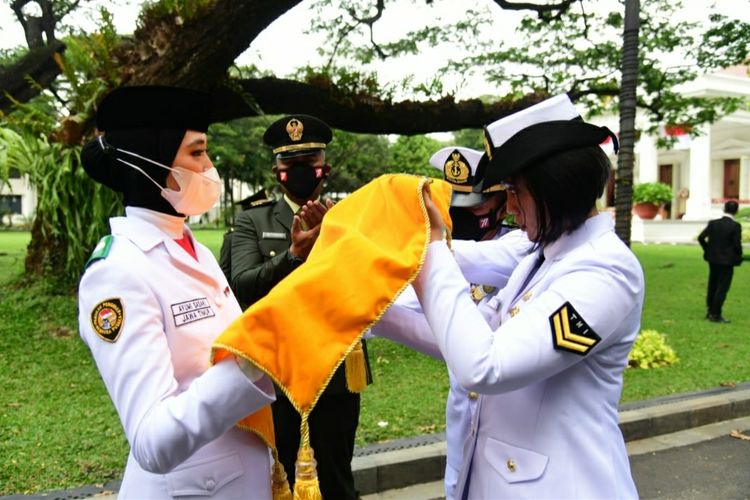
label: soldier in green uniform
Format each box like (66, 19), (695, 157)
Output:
(226, 114), (371, 500)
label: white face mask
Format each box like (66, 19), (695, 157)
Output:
(106, 138), (221, 216)
(161, 166), (221, 216)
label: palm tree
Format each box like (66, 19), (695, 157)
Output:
(615, 0), (641, 246)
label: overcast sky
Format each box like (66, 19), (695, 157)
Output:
(1, 0), (748, 100)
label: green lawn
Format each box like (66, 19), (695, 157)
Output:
(0, 230), (748, 494)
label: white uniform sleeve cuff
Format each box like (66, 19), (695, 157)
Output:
(234, 356), (263, 382)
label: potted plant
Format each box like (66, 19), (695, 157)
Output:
(632, 182), (673, 219)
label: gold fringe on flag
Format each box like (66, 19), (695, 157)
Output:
(344, 341), (367, 393)
(271, 448), (293, 500)
(292, 415), (322, 500)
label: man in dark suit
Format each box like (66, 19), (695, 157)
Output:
(698, 200), (743, 323)
(225, 114), (370, 499)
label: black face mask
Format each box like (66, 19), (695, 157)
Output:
(277, 164), (326, 200)
(449, 206), (496, 241)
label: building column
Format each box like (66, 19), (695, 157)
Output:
(740, 156), (750, 202)
(636, 134), (658, 183)
(683, 132), (712, 220)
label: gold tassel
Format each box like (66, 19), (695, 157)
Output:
(271, 449), (293, 500)
(345, 341), (367, 393)
(293, 415), (322, 500)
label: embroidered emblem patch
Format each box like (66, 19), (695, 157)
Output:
(171, 298), (215, 327)
(549, 301), (600, 355)
(443, 150), (470, 185)
(91, 298), (124, 342)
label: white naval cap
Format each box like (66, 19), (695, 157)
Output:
(429, 146), (489, 208)
(482, 94), (579, 160)
(481, 94), (618, 190)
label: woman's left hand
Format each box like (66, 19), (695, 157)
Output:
(422, 182), (445, 242)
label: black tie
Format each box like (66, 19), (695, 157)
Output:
(516, 251), (545, 301)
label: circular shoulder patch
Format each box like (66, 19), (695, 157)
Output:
(91, 298), (124, 342)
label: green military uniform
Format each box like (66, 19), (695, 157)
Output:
(226, 112), (372, 499)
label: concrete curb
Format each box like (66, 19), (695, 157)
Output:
(6, 382), (750, 499)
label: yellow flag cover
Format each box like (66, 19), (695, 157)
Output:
(211, 174), (452, 497)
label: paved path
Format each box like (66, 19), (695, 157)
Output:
(363, 416), (750, 499)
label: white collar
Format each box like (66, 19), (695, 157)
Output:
(542, 212), (614, 261)
(125, 206), (185, 239)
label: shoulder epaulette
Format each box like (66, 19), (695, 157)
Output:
(249, 198), (274, 209)
(84, 235), (114, 270)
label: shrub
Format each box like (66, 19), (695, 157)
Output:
(632, 182), (673, 205)
(736, 207), (750, 221)
(628, 329), (679, 369)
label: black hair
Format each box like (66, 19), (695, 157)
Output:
(724, 200), (739, 215)
(513, 145), (611, 248)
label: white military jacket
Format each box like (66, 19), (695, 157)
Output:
(373, 229), (530, 500)
(78, 208), (275, 499)
(415, 213), (643, 499)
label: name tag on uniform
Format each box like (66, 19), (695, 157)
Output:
(262, 231), (286, 239)
(171, 298), (215, 326)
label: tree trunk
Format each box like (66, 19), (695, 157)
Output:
(126, 0), (302, 89)
(615, 0), (640, 246)
(24, 213), (69, 284)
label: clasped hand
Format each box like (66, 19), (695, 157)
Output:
(289, 198), (335, 259)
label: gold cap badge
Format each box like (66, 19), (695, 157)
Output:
(286, 118), (304, 141)
(444, 150), (470, 185)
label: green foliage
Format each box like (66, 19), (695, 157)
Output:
(451, 129), (484, 151)
(736, 207), (750, 221)
(306, 0), (492, 99)
(387, 135), (444, 178)
(0, 46), (28, 67)
(0, 8), (124, 285)
(0, 129), (120, 282)
(632, 182), (673, 205)
(696, 14), (750, 71)
(306, 0), (745, 136)
(139, 0), (214, 22)
(628, 329), (679, 369)
(297, 65), (396, 103)
(326, 129), (392, 195)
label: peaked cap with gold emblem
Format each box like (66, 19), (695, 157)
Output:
(429, 146), (491, 208)
(263, 114), (333, 158)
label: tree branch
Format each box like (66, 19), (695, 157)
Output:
(0, 40), (65, 114)
(491, 0), (576, 20)
(211, 76), (550, 134)
(126, 0), (303, 88)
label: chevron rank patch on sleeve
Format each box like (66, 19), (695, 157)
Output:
(549, 301), (600, 355)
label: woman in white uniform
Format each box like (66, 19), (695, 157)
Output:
(78, 86), (277, 499)
(371, 145), (529, 500)
(415, 95), (644, 499)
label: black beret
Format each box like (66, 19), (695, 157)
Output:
(96, 86), (212, 132)
(483, 120), (619, 189)
(263, 114), (333, 157)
